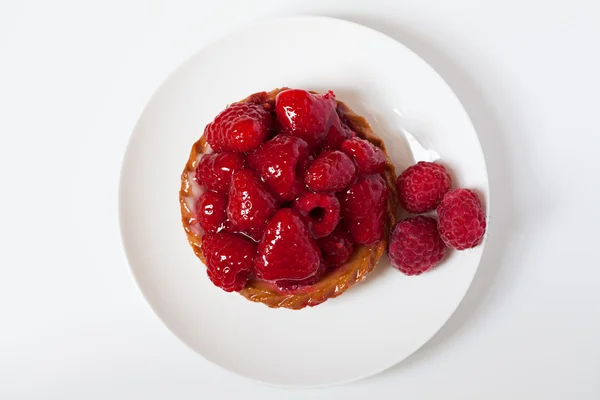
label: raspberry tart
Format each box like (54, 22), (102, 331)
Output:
(180, 88), (398, 309)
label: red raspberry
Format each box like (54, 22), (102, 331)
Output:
(340, 137), (386, 175)
(195, 191), (228, 233)
(304, 150), (356, 192)
(206, 103), (272, 152)
(317, 225), (355, 267)
(437, 189), (486, 250)
(275, 89), (337, 147)
(292, 192), (340, 238)
(255, 208), (322, 282)
(247, 135), (310, 201)
(195, 152), (245, 194)
(396, 161), (452, 213)
(322, 119), (355, 149)
(339, 174), (390, 245)
(201, 232), (256, 292)
(389, 216), (446, 276)
(227, 169), (278, 241)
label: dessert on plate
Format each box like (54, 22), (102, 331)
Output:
(180, 88), (487, 310)
(180, 88), (398, 309)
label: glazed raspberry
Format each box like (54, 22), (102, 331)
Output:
(247, 135), (310, 201)
(437, 189), (486, 250)
(227, 169), (278, 241)
(304, 150), (356, 192)
(201, 232), (256, 292)
(292, 192), (340, 238)
(322, 120), (355, 149)
(317, 225), (355, 267)
(389, 216), (446, 276)
(275, 89), (337, 147)
(255, 208), (322, 282)
(195, 191), (228, 233)
(339, 174), (390, 245)
(397, 161), (452, 213)
(206, 102), (272, 152)
(195, 152), (245, 194)
(340, 137), (386, 174)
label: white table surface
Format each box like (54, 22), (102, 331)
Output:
(1, 0), (599, 398)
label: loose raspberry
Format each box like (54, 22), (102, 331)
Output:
(195, 152), (245, 194)
(396, 161), (452, 213)
(389, 216), (446, 276)
(201, 232), (256, 292)
(275, 89), (337, 147)
(304, 150), (356, 192)
(227, 169), (278, 241)
(255, 208), (322, 282)
(195, 191), (228, 233)
(437, 189), (486, 250)
(339, 174), (390, 245)
(340, 137), (386, 174)
(247, 135), (310, 201)
(206, 103), (272, 152)
(292, 192), (340, 238)
(317, 225), (355, 267)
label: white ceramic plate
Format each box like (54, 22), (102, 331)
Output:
(119, 16), (489, 387)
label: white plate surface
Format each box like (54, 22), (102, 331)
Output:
(119, 16), (489, 387)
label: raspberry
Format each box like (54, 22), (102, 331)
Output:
(201, 232), (256, 292)
(389, 216), (446, 276)
(255, 208), (322, 282)
(292, 191), (340, 238)
(317, 225), (355, 267)
(322, 119), (355, 149)
(247, 135), (310, 201)
(304, 150), (356, 192)
(227, 169), (278, 241)
(195, 152), (245, 194)
(275, 89), (337, 147)
(206, 103), (272, 152)
(397, 161), (451, 213)
(437, 189), (486, 250)
(195, 191), (228, 233)
(340, 137), (386, 175)
(339, 174), (390, 245)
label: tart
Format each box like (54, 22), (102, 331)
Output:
(180, 88), (398, 309)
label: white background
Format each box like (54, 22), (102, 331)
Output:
(1, 0), (599, 399)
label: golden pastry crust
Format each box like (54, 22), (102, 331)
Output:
(180, 88), (398, 309)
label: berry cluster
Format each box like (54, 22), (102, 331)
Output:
(390, 162), (486, 275)
(194, 89), (390, 292)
